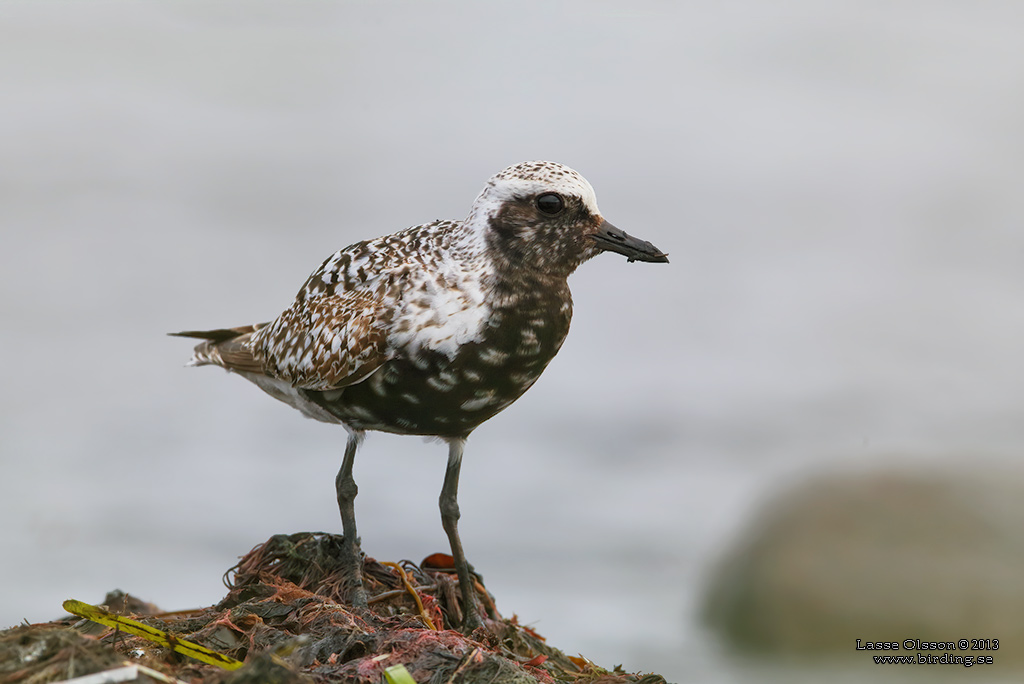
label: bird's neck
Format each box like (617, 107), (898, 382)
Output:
(483, 266), (572, 314)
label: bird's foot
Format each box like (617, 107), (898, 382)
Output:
(461, 563), (498, 622)
(460, 610), (482, 634)
(454, 566), (490, 633)
(348, 582), (369, 610)
(340, 536), (369, 610)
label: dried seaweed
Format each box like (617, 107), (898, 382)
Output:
(2, 533), (667, 684)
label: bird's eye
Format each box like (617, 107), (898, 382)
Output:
(535, 193), (564, 216)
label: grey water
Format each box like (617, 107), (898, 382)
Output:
(2, 2), (1024, 682)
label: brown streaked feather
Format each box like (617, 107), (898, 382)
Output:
(249, 291), (391, 391)
(209, 334), (266, 374)
(169, 324), (268, 374)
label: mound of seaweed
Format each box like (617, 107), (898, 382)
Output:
(2, 533), (668, 684)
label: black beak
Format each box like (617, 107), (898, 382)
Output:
(590, 220), (669, 263)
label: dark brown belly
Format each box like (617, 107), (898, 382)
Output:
(302, 304), (572, 438)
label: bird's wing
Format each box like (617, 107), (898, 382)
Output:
(248, 288), (392, 391)
(175, 222), (453, 390)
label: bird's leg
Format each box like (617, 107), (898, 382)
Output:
(336, 431), (368, 608)
(439, 438), (482, 632)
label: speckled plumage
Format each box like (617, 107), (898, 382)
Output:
(180, 161), (664, 437)
(173, 161), (668, 630)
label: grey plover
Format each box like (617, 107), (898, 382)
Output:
(172, 161), (667, 631)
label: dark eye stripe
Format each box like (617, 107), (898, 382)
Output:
(535, 193), (564, 216)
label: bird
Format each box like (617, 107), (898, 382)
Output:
(172, 161), (668, 632)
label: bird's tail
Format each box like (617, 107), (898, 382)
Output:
(169, 324), (268, 374)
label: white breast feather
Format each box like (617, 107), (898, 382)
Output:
(390, 258), (490, 360)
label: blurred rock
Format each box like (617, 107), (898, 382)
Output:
(702, 467), (1024, 659)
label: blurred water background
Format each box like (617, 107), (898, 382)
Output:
(2, 2), (1024, 682)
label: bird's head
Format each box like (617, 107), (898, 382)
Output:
(467, 161), (668, 277)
